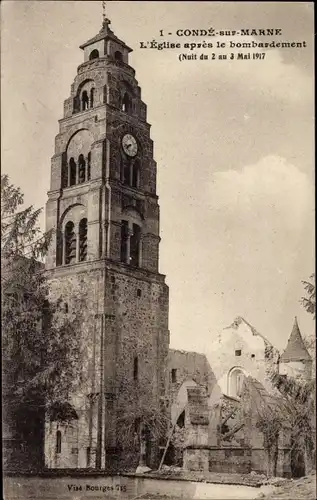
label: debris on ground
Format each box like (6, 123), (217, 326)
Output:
(146, 468), (265, 486)
(260, 471), (316, 499)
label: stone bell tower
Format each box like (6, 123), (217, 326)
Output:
(44, 16), (170, 470)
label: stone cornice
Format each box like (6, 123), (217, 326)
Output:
(45, 257), (167, 284)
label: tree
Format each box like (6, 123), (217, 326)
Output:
(250, 367), (315, 477)
(115, 380), (170, 471)
(1, 175), (84, 469)
(300, 273), (315, 319)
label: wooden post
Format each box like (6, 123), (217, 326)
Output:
(158, 422), (177, 471)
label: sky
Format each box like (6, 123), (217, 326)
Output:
(1, 1), (315, 353)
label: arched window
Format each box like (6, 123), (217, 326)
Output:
(78, 154), (86, 184)
(228, 368), (245, 399)
(65, 221), (76, 265)
(132, 160), (140, 188)
(114, 51), (123, 62)
(79, 218), (88, 262)
(69, 158), (77, 186)
(89, 49), (99, 60)
(81, 91), (89, 111)
(87, 152), (91, 180)
(56, 430), (62, 454)
(122, 93), (132, 113)
(90, 88), (95, 108)
(121, 215), (142, 267)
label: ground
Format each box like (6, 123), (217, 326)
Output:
(260, 471), (316, 499)
(3, 471), (316, 499)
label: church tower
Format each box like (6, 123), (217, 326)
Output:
(279, 317), (312, 381)
(44, 16), (170, 470)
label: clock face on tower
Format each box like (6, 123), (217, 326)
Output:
(122, 134), (138, 157)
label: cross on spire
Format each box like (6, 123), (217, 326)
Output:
(101, 1), (111, 30)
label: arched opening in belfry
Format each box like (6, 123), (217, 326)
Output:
(78, 154), (86, 184)
(66, 129), (93, 186)
(89, 49), (99, 60)
(81, 90), (89, 111)
(64, 221), (76, 265)
(120, 209), (143, 267)
(114, 51), (123, 62)
(90, 88), (95, 108)
(122, 92), (132, 113)
(69, 158), (77, 186)
(79, 218), (88, 262)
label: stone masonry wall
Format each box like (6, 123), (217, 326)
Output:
(104, 263), (169, 469)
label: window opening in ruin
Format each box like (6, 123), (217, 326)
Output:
(235, 349), (242, 356)
(133, 356), (138, 380)
(79, 218), (88, 262)
(89, 49), (99, 60)
(81, 90), (89, 111)
(64, 303), (69, 314)
(229, 368), (245, 398)
(69, 158), (77, 186)
(137, 289), (142, 297)
(56, 430), (62, 454)
(65, 221), (76, 265)
(171, 368), (177, 383)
